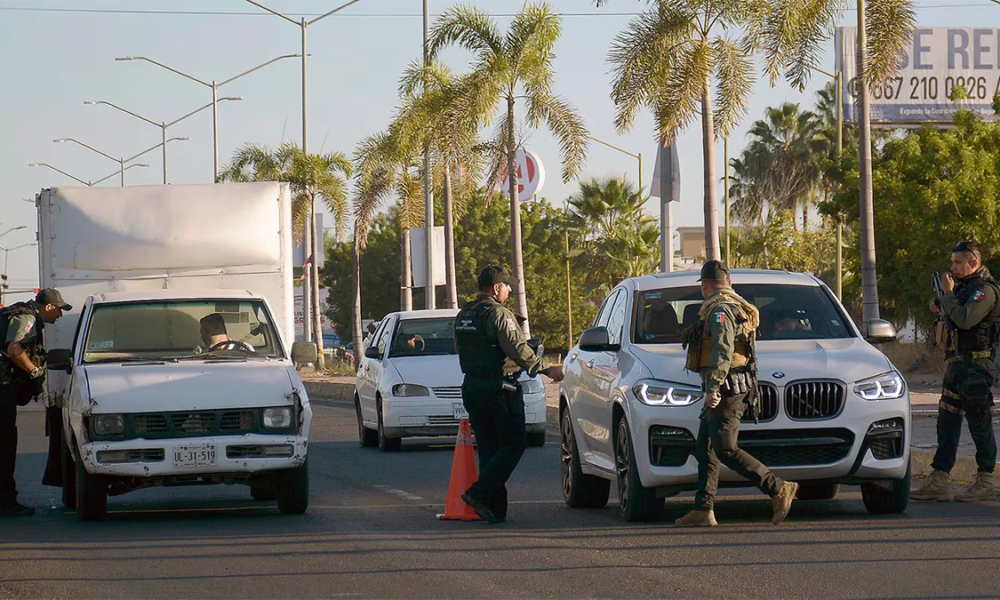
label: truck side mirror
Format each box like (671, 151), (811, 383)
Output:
(291, 342), (318, 366)
(47, 348), (73, 373)
(579, 326), (620, 352)
(866, 319), (897, 344)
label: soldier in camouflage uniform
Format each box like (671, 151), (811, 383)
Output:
(0, 288), (71, 517)
(453, 265), (564, 523)
(913, 241), (999, 502)
(676, 261), (798, 527)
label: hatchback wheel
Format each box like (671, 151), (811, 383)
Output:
(561, 408), (610, 508)
(357, 397), (378, 448)
(615, 415), (663, 521)
(377, 399), (401, 452)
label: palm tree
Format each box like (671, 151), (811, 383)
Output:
(220, 142), (352, 368)
(428, 2), (589, 335)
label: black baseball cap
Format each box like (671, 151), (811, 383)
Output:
(478, 265), (518, 289)
(952, 241), (981, 258)
(36, 288), (72, 311)
(697, 260), (730, 282)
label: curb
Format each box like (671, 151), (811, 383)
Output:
(302, 381), (355, 403)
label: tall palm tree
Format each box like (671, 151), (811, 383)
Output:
(220, 142), (351, 367)
(428, 2), (589, 335)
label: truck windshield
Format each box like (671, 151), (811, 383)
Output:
(633, 284), (854, 344)
(82, 300), (282, 363)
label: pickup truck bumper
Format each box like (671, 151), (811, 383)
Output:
(78, 435), (308, 477)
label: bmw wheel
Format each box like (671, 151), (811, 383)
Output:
(615, 415), (663, 522)
(861, 464), (910, 514)
(561, 408), (610, 508)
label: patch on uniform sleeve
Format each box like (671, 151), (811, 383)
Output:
(505, 317), (516, 330)
(713, 311), (726, 324)
(973, 290), (986, 302)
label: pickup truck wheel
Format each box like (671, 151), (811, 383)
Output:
(277, 459), (309, 515)
(526, 431), (547, 448)
(75, 456), (107, 521)
(357, 397), (378, 448)
(250, 485), (278, 501)
(615, 415), (663, 522)
(60, 435), (77, 509)
(561, 409), (610, 508)
(796, 483), (840, 501)
(377, 399), (401, 452)
(862, 464), (911, 514)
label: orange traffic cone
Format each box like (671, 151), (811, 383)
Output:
(437, 418), (484, 521)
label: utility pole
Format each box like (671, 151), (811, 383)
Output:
(423, 0), (436, 310)
(835, 70), (844, 301)
(724, 135), (730, 266)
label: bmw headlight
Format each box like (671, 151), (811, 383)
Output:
(93, 414), (124, 436)
(632, 381), (704, 406)
(521, 378), (545, 395)
(854, 371), (905, 400)
(263, 407), (292, 429)
(392, 383), (430, 397)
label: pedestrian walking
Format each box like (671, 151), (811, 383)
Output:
(453, 265), (564, 523)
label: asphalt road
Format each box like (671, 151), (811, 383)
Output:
(2, 397), (999, 600)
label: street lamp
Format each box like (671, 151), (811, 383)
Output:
(0, 226), (26, 241)
(116, 54), (299, 181)
(584, 135), (643, 191)
(84, 98), (241, 184)
(28, 163), (91, 186)
(54, 137), (188, 186)
(247, 0), (360, 357)
(1, 242), (37, 306)
(91, 163), (151, 187)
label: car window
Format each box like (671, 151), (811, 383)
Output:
(388, 318), (456, 357)
(605, 291), (629, 345)
(593, 290), (622, 328)
(375, 318), (393, 356)
(632, 284), (854, 344)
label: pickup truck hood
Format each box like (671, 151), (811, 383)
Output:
(630, 337), (894, 387)
(81, 361), (297, 413)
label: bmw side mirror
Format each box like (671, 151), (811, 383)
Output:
(865, 319), (897, 344)
(579, 326), (620, 353)
(364, 345), (382, 360)
(291, 342), (318, 366)
(47, 348), (73, 373)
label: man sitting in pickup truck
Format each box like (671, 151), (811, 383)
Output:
(199, 313), (254, 353)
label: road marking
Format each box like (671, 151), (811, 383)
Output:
(373, 485), (424, 502)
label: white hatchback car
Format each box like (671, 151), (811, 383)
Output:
(560, 270), (910, 521)
(355, 309), (548, 451)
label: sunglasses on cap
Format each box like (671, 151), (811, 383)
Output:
(952, 241), (981, 258)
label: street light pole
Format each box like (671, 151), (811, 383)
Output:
(423, 0), (435, 310)
(28, 163), (92, 187)
(54, 138), (124, 186)
(0, 242), (37, 307)
(724, 135), (730, 266)
(584, 135), (643, 191)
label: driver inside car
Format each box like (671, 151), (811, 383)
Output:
(199, 313), (255, 352)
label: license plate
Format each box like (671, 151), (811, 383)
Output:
(453, 403), (469, 420)
(173, 445), (217, 468)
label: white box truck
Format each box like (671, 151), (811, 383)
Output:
(36, 182), (316, 521)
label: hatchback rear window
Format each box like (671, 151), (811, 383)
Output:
(633, 284), (853, 344)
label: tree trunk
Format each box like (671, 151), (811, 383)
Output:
(507, 96), (530, 336)
(857, 0), (880, 331)
(401, 226), (412, 311)
(443, 164), (458, 309)
(302, 217), (313, 346)
(701, 73), (721, 262)
(310, 195), (325, 370)
(352, 225), (363, 365)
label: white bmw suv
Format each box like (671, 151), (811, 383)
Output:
(559, 270), (910, 521)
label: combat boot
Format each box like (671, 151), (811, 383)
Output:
(954, 472), (996, 502)
(771, 481), (799, 525)
(911, 469), (953, 501)
(675, 509), (717, 527)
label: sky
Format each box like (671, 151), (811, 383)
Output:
(1, 0), (997, 303)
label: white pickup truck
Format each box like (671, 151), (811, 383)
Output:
(36, 182), (317, 521)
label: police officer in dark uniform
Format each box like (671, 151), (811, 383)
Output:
(0, 288), (71, 517)
(913, 241), (999, 502)
(676, 261), (798, 527)
(454, 266), (564, 523)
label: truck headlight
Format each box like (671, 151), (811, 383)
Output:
(392, 383), (430, 397)
(521, 378), (544, 395)
(632, 381), (703, 406)
(854, 371), (905, 400)
(263, 407), (292, 429)
(93, 414), (125, 436)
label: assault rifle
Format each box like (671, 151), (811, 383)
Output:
(932, 272), (956, 346)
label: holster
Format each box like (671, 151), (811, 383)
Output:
(960, 369), (994, 418)
(497, 378), (525, 416)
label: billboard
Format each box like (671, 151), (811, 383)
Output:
(838, 27), (1000, 124)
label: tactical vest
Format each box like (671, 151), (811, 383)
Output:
(695, 303), (751, 369)
(952, 275), (1000, 354)
(0, 302), (46, 385)
(454, 296), (507, 378)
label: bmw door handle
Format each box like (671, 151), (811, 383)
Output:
(586, 359), (595, 369)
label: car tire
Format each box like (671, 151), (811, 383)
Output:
(861, 463), (911, 514)
(561, 409), (610, 509)
(796, 483), (840, 501)
(357, 397), (378, 448)
(615, 415), (663, 522)
(526, 431), (547, 448)
(277, 459), (309, 515)
(250, 485), (278, 501)
(377, 399), (401, 452)
(60, 435), (77, 509)
(76, 455), (107, 522)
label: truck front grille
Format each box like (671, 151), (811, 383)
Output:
(92, 408), (296, 441)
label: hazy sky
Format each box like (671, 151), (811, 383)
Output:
(1, 0), (996, 302)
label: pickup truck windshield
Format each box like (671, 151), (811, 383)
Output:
(633, 283), (853, 344)
(82, 300), (282, 363)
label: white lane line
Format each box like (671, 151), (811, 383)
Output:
(373, 484), (425, 502)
